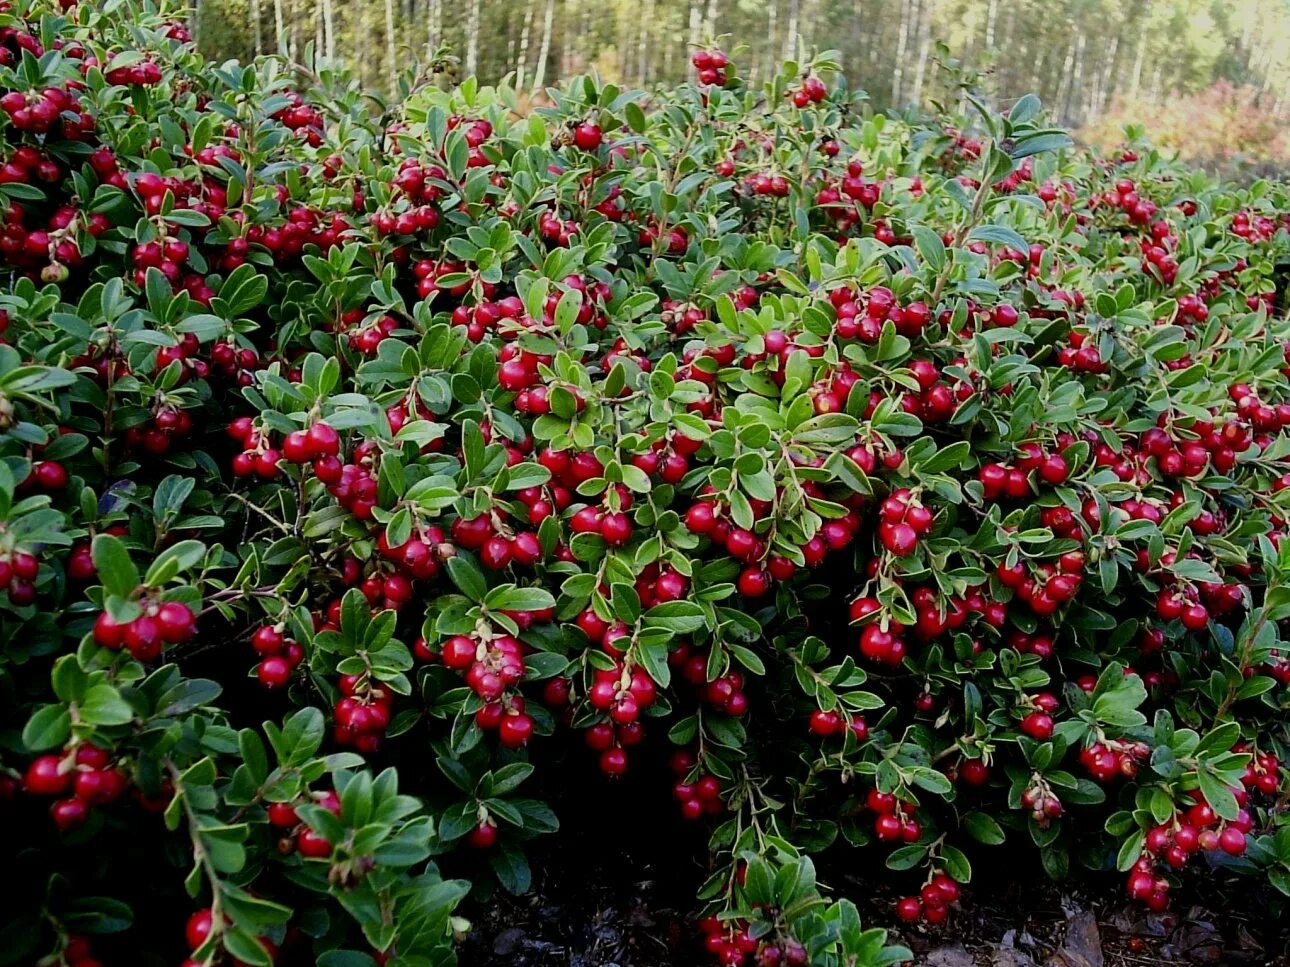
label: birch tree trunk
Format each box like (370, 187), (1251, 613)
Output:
(892, 0), (911, 105)
(1129, 29), (1148, 96)
(1053, 42), (1075, 120)
(560, 0), (575, 80)
(507, 6), (518, 75)
(321, 0), (335, 61)
(426, 0), (441, 55)
(783, 0), (799, 61)
(1098, 33), (1120, 113)
(250, 0), (263, 57)
(661, 9), (675, 81)
(910, 0), (933, 108)
(516, 0), (535, 90)
(385, 0), (398, 90)
(272, 0), (286, 56)
(464, 0), (480, 77)
(531, 0), (556, 93)
(763, 0), (779, 82)
(637, 0), (655, 85)
(1070, 30), (1086, 123)
(865, 3), (879, 68)
(362, 1), (374, 87)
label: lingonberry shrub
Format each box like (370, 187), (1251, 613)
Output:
(1, 3), (1289, 965)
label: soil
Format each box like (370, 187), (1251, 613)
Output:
(452, 577), (1290, 967)
(457, 772), (1290, 967)
(460, 860), (1290, 966)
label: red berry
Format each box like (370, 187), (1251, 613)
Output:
(267, 801), (298, 827)
(599, 747), (628, 776)
(306, 421), (340, 456)
(185, 909), (214, 950)
(1039, 454), (1070, 484)
(498, 712), (535, 748)
(25, 755), (70, 796)
(573, 122), (603, 151)
(155, 601), (195, 643)
(51, 798), (90, 831)
(600, 512), (633, 546)
(1218, 826), (1246, 855)
(737, 567), (771, 597)
(124, 616), (163, 660)
(879, 521), (918, 556)
(257, 656), (292, 688)
(895, 897), (922, 922)
(93, 611), (126, 649)
(283, 430), (312, 463)
(296, 828), (332, 857)
(1019, 711), (1054, 740)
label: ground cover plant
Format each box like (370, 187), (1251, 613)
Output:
(1, 2), (1289, 965)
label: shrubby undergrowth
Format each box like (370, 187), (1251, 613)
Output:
(1, 2), (1289, 965)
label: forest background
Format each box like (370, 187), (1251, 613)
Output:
(190, 0), (1290, 176)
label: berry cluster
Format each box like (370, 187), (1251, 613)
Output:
(1127, 796), (1254, 910)
(104, 56), (162, 86)
(271, 91), (325, 145)
(250, 624), (306, 689)
(698, 914), (806, 967)
(442, 632), (536, 749)
(92, 598), (197, 661)
(1098, 176), (1160, 226)
(807, 707), (869, 741)
(787, 74), (828, 108)
(24, 744), (128, 831)
(978, 444), (1070, 500)
(691, 48), (731, 87)
(894, 873), (962, 925)
(876, 488), (934, 557)
(332, 675), (394, 753)
(266, 788), (342, 858)
(669, 749), (726, 820)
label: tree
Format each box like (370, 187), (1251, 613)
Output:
(189, 0), (1290, 138)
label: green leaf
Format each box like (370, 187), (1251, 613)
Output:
(1196, 767), (1240, 822)
(22, 704), (71, 751)
(79, 684), (134, 726)
(446, 554), (487, 602)
(741, 857), (775, 906)
(1010, 131), (1073, 159)
(484, 585), (555, 613)
(884, 845), (927, 870)
(624, 101), (646, 133)
(488, 763), (534, 796)
(940, 844), (972, 882)
(635, 638), (672, 689)
(642, 601), (707, 633)
(490, 842), (531, 894)
(963, 811), (1005, 845)
(223, 929), (272, 967)
(92, 534), (139, 598)
(969, 224), (1028, 253)
(1040, 844), (1069, 880)
(144, 540), (207, 586)
(911, 225), (946, 271)
(317, 952), (377, 967)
